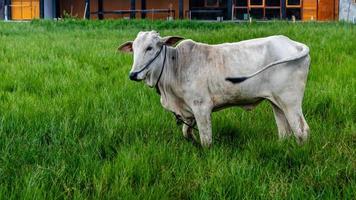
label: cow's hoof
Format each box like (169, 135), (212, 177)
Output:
(183, 132), (192, 139)
(201, 143), (212, 148)
(278, 131), (293, 140)
(184, 132), (199, 143)
(200, 140), (212, 148)
(296, 135), (308, 145)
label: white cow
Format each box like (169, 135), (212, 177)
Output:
(119, 31), (310, 147)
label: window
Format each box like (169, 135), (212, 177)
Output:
(205, 0), (220, 7)
(190, 0), (223, 8)
(234, 0), (248, 7)
(250, 0), (264, 7)
(286, 0), (301, 7)
(266, 0), (280, 6)
(190, 0), (205, 7)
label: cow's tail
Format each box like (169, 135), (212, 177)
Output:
(225, 44), (310, 84)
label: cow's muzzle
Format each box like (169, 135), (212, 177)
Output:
(129, 72), (139, 81)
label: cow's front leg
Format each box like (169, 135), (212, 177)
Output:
(192, 105), (213, 148)
(182, 118), (195, 139)
(182, 124), (193, 139)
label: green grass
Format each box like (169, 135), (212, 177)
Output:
(0, 20), (355, 199)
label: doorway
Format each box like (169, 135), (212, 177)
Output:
(11, 0), (40, 20)
(317, 0), (338, 20)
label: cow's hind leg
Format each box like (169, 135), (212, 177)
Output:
(270, 103), (292, 139)
(271, 95), (309, 144)
(284, 107), (309, 144)
(268, 58), (310, 143)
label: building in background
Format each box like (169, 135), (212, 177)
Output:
(0, 0), (4, 19)
(339, 0), (356, 22)
(0, 0), (56, 20)
(0, 0), (351, 22)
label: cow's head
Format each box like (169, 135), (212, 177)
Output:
(118, 31), (183, 86)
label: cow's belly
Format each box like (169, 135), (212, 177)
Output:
(208, 76), (270, 112)
(212, 95), (264, 112)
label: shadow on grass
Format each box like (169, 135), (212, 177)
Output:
(176, 123), (262, 150)
(214, 124), (255, 149)
(188, 123), (312, 174)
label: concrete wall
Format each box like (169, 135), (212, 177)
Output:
(44, 0), (55, 18)
(339, 0), (356, 22)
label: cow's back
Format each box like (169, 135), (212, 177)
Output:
(173, 36), (308, 108)
(176, 36), (303, 78)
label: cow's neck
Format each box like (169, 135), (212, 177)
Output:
(154, 46), (187, 117)
(155, 46), (178, 95)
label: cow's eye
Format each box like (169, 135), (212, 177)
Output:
(146, 46), (153, 51)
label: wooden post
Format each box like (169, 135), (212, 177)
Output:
(231, 2), (234, 21)
(0, 0), (4, 19)
(281, 0), (286, 19)
(40, 0), (44, 18)
(55, 0), (60, 18)
(85, 0), (90, 19)
(178, 0), (183, 19)
(98, 0), (103, 19)
(130, 0), (136, 19)
(4, 0), (10, 20)
(141, 0), (146, 19)
(227, 0), (232, 20)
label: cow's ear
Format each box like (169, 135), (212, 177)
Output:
(118, 41), (133, 53)
(161, 36), (184, 46)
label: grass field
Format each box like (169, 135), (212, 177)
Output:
(0, 20), (355, 199)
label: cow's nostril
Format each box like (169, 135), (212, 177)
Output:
(129, 73), (137, 81)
